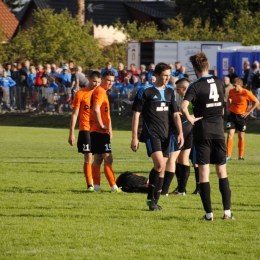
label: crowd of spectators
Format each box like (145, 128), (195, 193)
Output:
(0, 59), (259, 117)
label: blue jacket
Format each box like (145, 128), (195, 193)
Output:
(0, 76), (16, 92)
(27, 73), (36, 87)
(101, 67), (118, 77)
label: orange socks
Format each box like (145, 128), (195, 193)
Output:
(227, 139), (233, 157)
(104, 165), (116, 187)
(238, 140), (245, 158)
(92, 165), (101, 185)
(83, 162), (93, 186)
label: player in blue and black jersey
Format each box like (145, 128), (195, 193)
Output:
(131, 62), (184, 211)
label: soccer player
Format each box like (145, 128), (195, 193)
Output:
(226, 77), (259, 160)
(90, 71), (121, 192)
(181, 52), (234, 221)
(131, 62), (184, 211)
(164, 78), (194, 196)
(68, 71), (101, 191)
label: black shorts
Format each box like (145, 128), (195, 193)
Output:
(90, 132), (112, 154)
(171, 120), (193, 152)
(77, 131), (91, 154)
(189, 146), (197, 165)
(226, 112), (247, 132)
(194, 139), (226, 165)
(145, 136), (170, 158)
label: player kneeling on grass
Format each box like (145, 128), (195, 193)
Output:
(68, 71), (100, 192)
(181, 52), (235, 221)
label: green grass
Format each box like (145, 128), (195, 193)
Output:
(0, 120), (260, 259)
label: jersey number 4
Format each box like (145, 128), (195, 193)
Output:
(209, 83), (219, 101)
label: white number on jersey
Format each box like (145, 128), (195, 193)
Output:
(209, 83), (219, 101)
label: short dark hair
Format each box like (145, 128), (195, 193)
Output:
(175, 77), (190, 85)
(154, 62), (171, 76)
(102, 70), (115, 78)
(89, 71), (101, 79)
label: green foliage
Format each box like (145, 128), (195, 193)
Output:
(2, 0), (25, 14)
(0, 126), (260, 259)
(101, 42), (127, 67)
(115, 20), (163, 41)
(174, 0), (260, 29)
(7, 9), (102, 68)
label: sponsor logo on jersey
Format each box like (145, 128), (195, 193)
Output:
(206, 102), (222, 108)
(207, 78), (215, 83)
(153, 95), (158, 99)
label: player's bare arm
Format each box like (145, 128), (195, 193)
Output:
(241, 99), (259, 118)
(181, 100), (203, 125)
(68, 108), (79, 146)
(173, 112), (184, 148)
(226, 98), (232, 115)
(131, 111), (140, 152)
(93, 104), (107, 130)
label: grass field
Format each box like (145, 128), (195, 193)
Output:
(0, 117), (260, 259)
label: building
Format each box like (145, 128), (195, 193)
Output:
(16, 0), (176, 46)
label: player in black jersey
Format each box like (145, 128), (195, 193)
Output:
(181, 52), (235, 221)
(131, 62), (184, 211)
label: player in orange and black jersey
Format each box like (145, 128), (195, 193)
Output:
(226, 77), (259, 160)
(181, 52), (234, 221)
(68, 71), (101, 191)
(90, 71), (121, 193)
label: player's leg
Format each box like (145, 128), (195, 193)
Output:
(92, 154), (103, 191)
(163, 150), (180, 195)
(148, 151), (168, 209)
(226, 112), (236, 159)
(176, 148), (191, 195)
(84, 153), (93, 191)
(103, 152), (121, 192)
(238, 131), (245, 160)
(226, 129), (235, 159)
(196, 140), (213, 221)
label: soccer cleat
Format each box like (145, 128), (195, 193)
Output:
(192, 189), (200, 195)
(200, 215), (214, 221)
(111, 187), (122, 193)
(146, 199), (161, 211)
(168, 191), (186, 196)
(86, 186), (94, 192)
(238, 157), (244, 160)
(226, 156), (232, 161)
(223, 213), (235, 220)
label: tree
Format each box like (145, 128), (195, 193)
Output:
(7, 9), (103, 68)
(174, 0), (260, 29)
(2, 0), (26, 14)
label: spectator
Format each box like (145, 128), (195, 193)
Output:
(243, 60), (250, 88)
(27, 65), (36, 99)
(23, 60), (31, 76)
(75, 66), (89, 90)
(172, 61), (182, 77)
(140, 64), (148, 80)
(227, 66), (238, 84)
(128, 63), (140, 84)
(168, 63), (176, 76)
(128, 76), (141, 101)
(147, 63), (155, 83)
(109, 76), (124, 101)
(150, 76), (156, 84)
(117, 63), (127, 83)
(101, 61), (118, 77)
(140, 74), (148, 87)
(5, 63), (12, 77)
(122, 76), (132, 97)
(45, 64), (51, 77)
(48, 64), (59, 79)
(56, 61), (65, 74)
(223, 76), (234, 118)
(0, 69), (16, 111)
(178, 65), (189, 79)
(17, 75), (28, 111)
(54, 77), (67, 113)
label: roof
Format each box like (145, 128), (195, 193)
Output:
(0, 1), (19, 40)
(16, 0), (176, 28)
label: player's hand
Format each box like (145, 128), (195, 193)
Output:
(177, 133), (184, 149)
(68, 134), (75, 146)
(189, 116), (203, 126)
(131, 138), (139, 152)
(241, 111), (250, 118)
